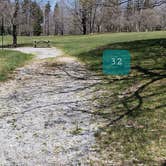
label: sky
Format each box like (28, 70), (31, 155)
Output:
(10, 0), (57, 7)
(39, 0), (57, 7)
(49, 0), (56, 6)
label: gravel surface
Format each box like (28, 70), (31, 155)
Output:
(10, 47), (63, 59)
(0, 48), (107, 165)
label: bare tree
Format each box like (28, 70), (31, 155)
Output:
(44, 1), (51, 35)
(1, 0), (166, 37)
(12, 0), (20, 47)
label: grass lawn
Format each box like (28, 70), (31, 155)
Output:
(0, 31), (166, 164)
(0, 50), (33, 81)
(90, 39), (166, 165)
(54, 32), (165, 165)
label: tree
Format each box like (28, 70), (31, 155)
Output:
(59, 0), (65, 35)
(74, 0), (94, 35)
(44, 1), (51, 35)
(21, 0), (31, 35)
(12, 0), (19, 47)
(1, 0), (166, 37)
(53, 3), (60, 35)
(79, 0), (97, 34)
(30, 1), (43, 36)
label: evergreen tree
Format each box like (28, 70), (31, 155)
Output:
(53, 3), (60, 35)
(44, 1), (51, 35)
(30, 1), (43, 36)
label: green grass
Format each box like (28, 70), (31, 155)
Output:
(1, 31), (166, 49)
(0, 50), (33, 81)
(0, 31), (166, 164)
(84, 38), (165, 165)
(51, 32), (165, 165)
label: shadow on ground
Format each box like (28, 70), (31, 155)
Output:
(75, 39), (166, 165)
(76, 39), (166, 121)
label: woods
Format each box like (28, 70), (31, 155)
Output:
(0, 0), (166, 46)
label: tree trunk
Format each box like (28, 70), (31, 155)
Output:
(54, 23), (58, 35)
(60, 21), (64, 36)
(83, 21), (86, 35)
(97, 25), (100, 33)
(82, 12), (87, 35)
(13, 24), (17, 47)
(61, 29), (64, 35)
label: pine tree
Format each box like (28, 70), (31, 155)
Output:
(44, 1), (51, 35)
(30, 1), (43, 36)
(53, 3), (60, 35)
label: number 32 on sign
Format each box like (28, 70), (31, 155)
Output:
(103, 50), (131, 75)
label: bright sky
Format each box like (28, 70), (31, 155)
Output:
(49, 0), (56, 6)
(39, 0), (60, 10)
(10, 0), (58, 9)
(39, 0), (57, 7)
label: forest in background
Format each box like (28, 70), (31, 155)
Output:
(0, 0), (166, 37)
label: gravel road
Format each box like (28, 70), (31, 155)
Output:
(0, 48), (107, 165)
(10, 47), (63, 59)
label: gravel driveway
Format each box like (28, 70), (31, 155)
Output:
(10, 47), (63, 59)
(0, 48), (106, 165)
